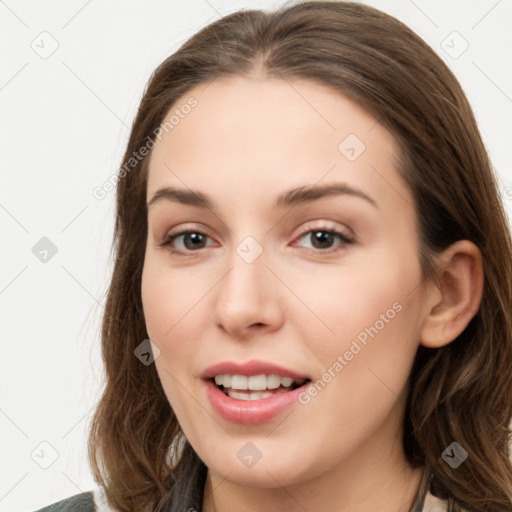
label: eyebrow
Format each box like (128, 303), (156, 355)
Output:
(147, 183), (378, 210)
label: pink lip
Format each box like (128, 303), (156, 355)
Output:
(203, 379), (308, 425)
(201, 360), (310, 425)
(200, 360), (310, 380)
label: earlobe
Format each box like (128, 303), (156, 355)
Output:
(420, 240), (484, 349)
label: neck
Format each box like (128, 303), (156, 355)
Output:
(202, 445), (424, 512)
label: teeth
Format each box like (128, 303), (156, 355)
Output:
(281, 377), (294, 387)
(214, 374), (306, 391)
(267, 374), (281, 389)
(248, 375), (267, 390)
(231, 375), (248, 390)
(227, 390), (275, 401)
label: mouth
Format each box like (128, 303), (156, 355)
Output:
(201, 360), (312, 424)
(212, 374), (309, 401)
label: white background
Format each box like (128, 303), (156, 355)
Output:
(1, 1), (511, 510)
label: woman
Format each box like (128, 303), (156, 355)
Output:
(36, 1), (512, 511)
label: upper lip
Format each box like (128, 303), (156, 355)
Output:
(201, 360), (311, 380)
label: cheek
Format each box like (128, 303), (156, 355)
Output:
(141, 259), (205, 422)
(298, 258), (421, 355)
(277, 265), (423, 470)
(141, 253), (205, 343)
(291, 244), (424, 401)
(141, 264), (171, 342)
(141, 255), (215, 388)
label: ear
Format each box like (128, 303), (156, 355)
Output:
(420, 240), (484, 349)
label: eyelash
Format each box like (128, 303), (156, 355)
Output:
(158, 224), (355, 257)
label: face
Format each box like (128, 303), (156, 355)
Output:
(141, 76), (428, 488)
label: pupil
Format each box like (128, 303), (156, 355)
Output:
(312, 231), (333, 249)
(185, 233), (205, 250)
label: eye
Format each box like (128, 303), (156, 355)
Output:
(294, 227), (354, 252)
(158, 225), (354, 257)
(158, 231), (216, 256)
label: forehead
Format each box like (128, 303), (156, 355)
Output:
(146, 76), (411, 210)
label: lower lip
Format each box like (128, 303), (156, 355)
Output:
(204, 379), (307, 425)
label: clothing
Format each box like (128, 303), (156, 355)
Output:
(34, 467), (449, 511)
(410, 466), (449, 511)
(33, 491), (94, 512)
(34, 489), (113, 512)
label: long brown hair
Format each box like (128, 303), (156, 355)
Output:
(88, 2), (512, 510)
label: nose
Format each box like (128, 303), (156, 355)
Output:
(211, 247), (285, 340)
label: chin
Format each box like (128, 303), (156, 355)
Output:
(195, 437), (320, 488)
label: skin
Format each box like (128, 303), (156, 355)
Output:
(141, 75), (483, 512)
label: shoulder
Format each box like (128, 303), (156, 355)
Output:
(33, 489), (118, 512)
(33, 492), (95, 512)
